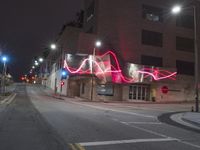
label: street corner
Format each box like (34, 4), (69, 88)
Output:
(158, 111), (200, 133)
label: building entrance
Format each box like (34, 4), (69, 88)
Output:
(129, 84), (150, 101)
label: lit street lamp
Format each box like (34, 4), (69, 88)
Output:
(172, 5), (181, 14)
(35, 61), (39, 66)
(172, 5), (199, 112)
(1, 56), (8, 94)
(39, 57), (44, 62)
(50, 44), (57, 50)
(91, 40), (102, 101)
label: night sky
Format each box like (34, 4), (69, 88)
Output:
(0, 0), (83, 81)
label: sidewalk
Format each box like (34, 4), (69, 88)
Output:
(182, 112), (200, 127)
(170, 112), (200, 131)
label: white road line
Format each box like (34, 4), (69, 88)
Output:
(6, 93), (17, 104)
(179, 140), (200, 149)
(0, 93), (17, 105)
(70, 101), (156, 119)
(121, 120), (200, 149)
(121, 121), (170, 138)
(117, 105), (175, 113)
(79, 138), (177, 147)
(121, 121), (162, 125)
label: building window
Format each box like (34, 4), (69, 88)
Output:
(86, 0), (95, 22)
(96, 84), (114, 96)
(142, 5), (163, 22)
(176, 14), (194, 29)
(142, 30), (163, 47)
(176, 60), (194, 76)
(176, 36), (194, 52)
(141, 55), (163, 67)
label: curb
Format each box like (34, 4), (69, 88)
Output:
(158, 112), (200, 133)
(182, 117), (200, 128)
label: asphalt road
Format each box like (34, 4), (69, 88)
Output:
(0, 84), (66, 150)
(0, 83), (200, 150)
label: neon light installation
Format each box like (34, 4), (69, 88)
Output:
(63, 51), (177, 83)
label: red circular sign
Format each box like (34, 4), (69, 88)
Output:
(161, 86), (169, 94)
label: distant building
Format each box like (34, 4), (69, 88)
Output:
(45, 0), (200, 102)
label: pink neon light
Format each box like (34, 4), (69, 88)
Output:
(63, 50), (177, 83)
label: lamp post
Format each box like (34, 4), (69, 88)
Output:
(91, 40), (102, 101)
(172, 5), (199, 112)
(1, 56), (8, 94)
(50, 43), (64, 95)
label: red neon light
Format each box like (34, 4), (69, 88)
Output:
(63, 51), (177, 83)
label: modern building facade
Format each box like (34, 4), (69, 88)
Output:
(44, 0), (200, 102)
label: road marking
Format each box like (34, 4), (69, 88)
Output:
(70, 101), (156, 119)
(121, 120), (200, 149)
(79, 138), (177, 147)
(68, 144), (77, 150)
(116, 105), (175, 113)
(120, 121), (170, 138)
(75, 144), (86, 150)
(121, 121), (162, 125)
(179, 140), (200, 149)
(68, 143), (86, 150)
(0, 93), (16, 105)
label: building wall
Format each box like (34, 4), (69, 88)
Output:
(45, 0), (200, 102)
(82, 0), (200, 102)
(78, 78), (123, 101)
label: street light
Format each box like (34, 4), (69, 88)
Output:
(172, 5), (199, 112)
(1, 56), (8, 94)
(91, 40), (102, 101)
(172, 5), (182, 14)
(50, 44), (57, 50)
(39, 57), (44, 62)
(35, 61), (39, 66)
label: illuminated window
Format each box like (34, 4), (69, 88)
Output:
(142, 5), (163, 22)
(176, 36), (194, 52)
(141, 55), (163, 67)
(176, 60), (194, 76)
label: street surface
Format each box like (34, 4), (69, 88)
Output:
(0, 83), (200, 150)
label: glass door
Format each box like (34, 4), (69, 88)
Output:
(129, 84), (150, 101)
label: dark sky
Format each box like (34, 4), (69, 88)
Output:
(0, 0), (83, 80)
